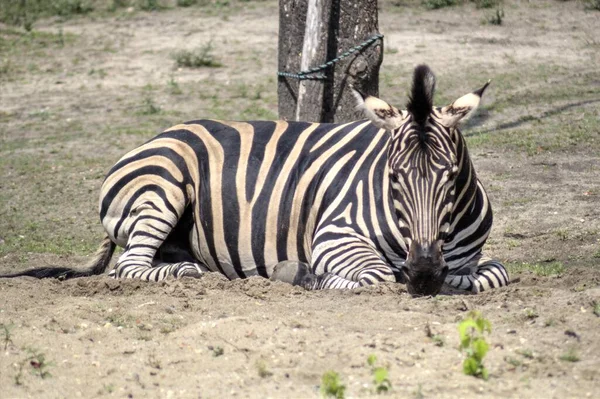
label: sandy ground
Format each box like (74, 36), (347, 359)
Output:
(1, 1), (599, 398)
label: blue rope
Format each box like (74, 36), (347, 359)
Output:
(278, 33), (384, 81)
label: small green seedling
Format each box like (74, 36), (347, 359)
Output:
(256, 360), (273, 378)
(1, 323), (14, 350)
(367, 354), (392, 393)
(321, 370), (345, 399)
(209, 345), (224, 357)
(26, 348), (53, 379)
(458, 311), (491, 380)
(559, 348), (580, 363)
(425, 323), (445, 347)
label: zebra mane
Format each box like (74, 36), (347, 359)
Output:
(407, 65), (436, 129)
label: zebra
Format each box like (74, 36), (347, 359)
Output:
(0, 64), (508, 296)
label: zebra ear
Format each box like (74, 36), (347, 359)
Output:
(439, 80), (490, 127)
(351, 87), (404, 131)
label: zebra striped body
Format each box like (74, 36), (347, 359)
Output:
(101, 120), (404, 283)
(1, 65), (509, 295)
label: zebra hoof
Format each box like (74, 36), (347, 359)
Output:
(299, 273), (319, 290)
(271, 261), (312, 286)
(177, 268), (203, 279)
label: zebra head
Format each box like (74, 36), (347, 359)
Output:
(353, 64), (489, 296)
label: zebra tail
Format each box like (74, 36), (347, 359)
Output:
(0, 235), (116, 280)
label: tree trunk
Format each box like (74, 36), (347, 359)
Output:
(326, 0), (382, 123)
(278, 0), (382, 123)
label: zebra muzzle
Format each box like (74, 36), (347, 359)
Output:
(402, 241), (448, 297)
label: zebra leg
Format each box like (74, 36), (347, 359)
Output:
(445, 255), (509, 293)
(270, 261), (313, 286)
(270, 261), (363, 289)
(305, 234), (398, 290)
(108, 205), (206, 281)
(110, 254), (207, 281)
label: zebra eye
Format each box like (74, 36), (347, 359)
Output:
(447, 166), (458, 180)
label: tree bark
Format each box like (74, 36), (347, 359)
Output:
(278, 0), (382, 123)
(326, 0), (382, 123)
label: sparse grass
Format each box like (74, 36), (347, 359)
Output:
(524, 308), (539, 320)
(321, 370), (345, 398)
(554, 229), (569, 241)
(506, 262), (565, 277)
(504, 356), (521, 368)
(423, 0), (458, 10)
(209, 345), (224, 357)
(1, 323), (15, 350)
(583, 0), (600, 11)
(176, 0), (197, 6)
(559, 348), (580, 363)
(139, 97), (162, 115)
(487, 6), (504, 26)
(147, 353), (162, 369)
(256, 360), (273, 378)
(472, 0), (498, 8)
(0, 0), (93, 30)
(105, 313), (133, 328)
(458, 311), (491, 380)
(25, 348), (54, 379)
(367, 355), (392, 394)
(172, 42), (222, 68)
(138, 0), (166, 11)
(167, 76), (183, 95)
(424, 323), (445, 347)
(516, 349), (534, 359)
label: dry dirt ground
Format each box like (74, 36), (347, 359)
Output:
(1, 1), (600, 398)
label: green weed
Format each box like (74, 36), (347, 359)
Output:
(559, 348), (580, 362)
(593, 301), (600, 317)
(209, 345), (224, 357)
(139, 97), (161, 115)
(524, 308), (539, 320)
(172, 42), (222, 68)
(321, 370), (345, 399)
(583, 0), (600, 11)
(256, 360), (273, 378)
(423, 0), (458, 10)
(516, 349), (534, 359)
(138, 0), (166, 11)
(424, 323), (445, 346)
(413, 384), (424, 399)
(167, 76), (182, 95)
(0, 0), (93, 30)
(458, 311), (491, 380)
(147, 353), (161, 369)
(1, 323), (15, 350)
(505, 262), (565, 277)
(177, 0), (197, 6)
(25, 348), (54, 379)
(486, 6), (504, 25)
(367, 354), (392, 394)
(472, 0), (498, 8)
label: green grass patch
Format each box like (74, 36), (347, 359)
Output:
(321, 370), (346, 398)
(505, 262), (565, 277)
(172, 42), (222, 68)
(423, 0), (458, 10)
(367, 355), (392, 394)
(0, 0), (93, 30)
(0, 28), (78, 53)
(559, 348), (580, 363)
(583, 0), (600, 11)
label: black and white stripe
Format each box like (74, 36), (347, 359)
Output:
(0, 65), (508, 296)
